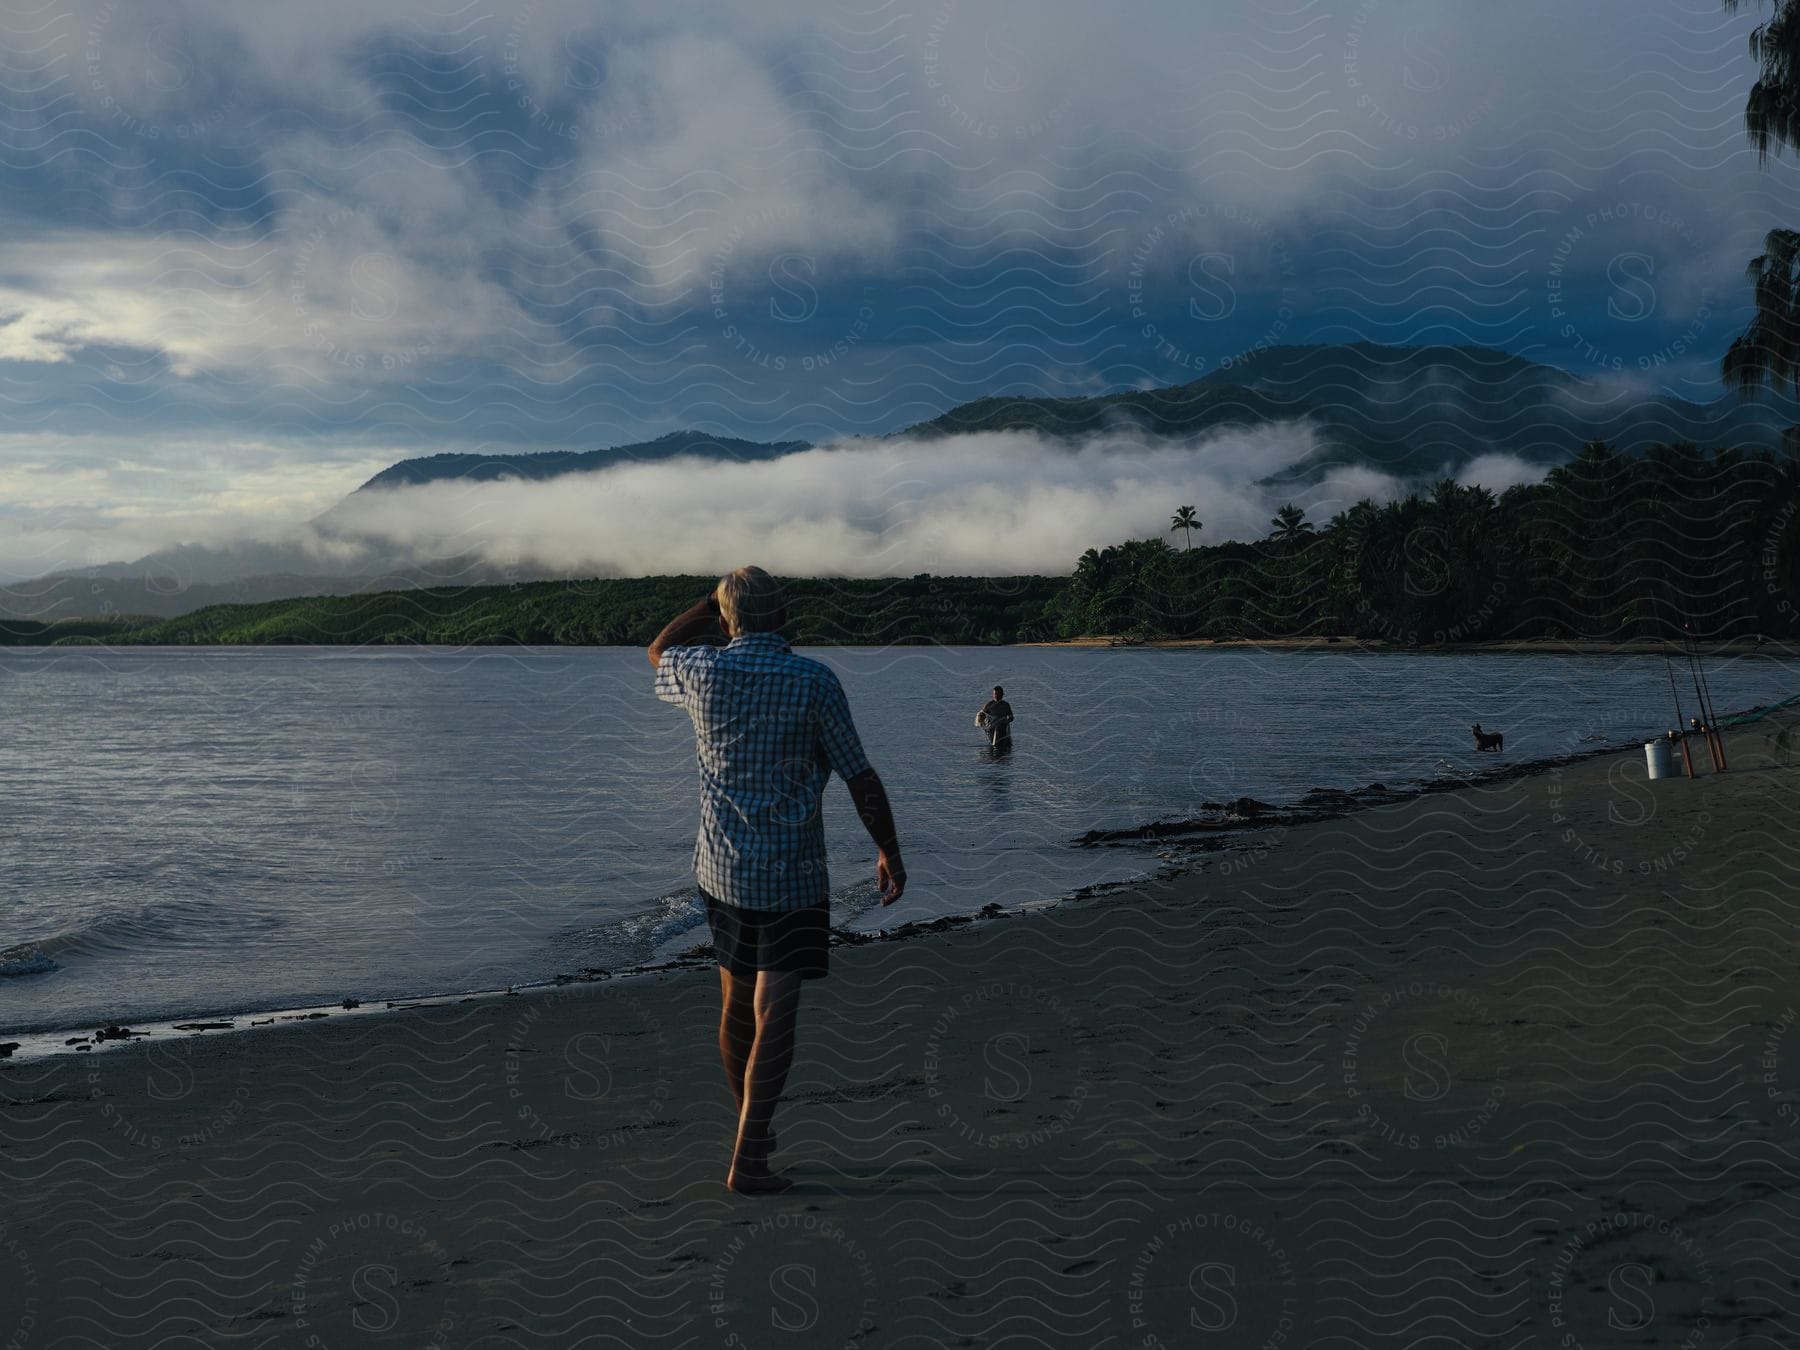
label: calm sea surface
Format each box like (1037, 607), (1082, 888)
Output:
(2, 645), (1794, 1032)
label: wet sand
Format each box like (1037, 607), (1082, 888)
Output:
(3, 708), (1798, 1347)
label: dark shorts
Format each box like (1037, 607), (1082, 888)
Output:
(700, 887), (830, 980)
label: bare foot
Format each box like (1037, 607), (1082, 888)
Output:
(726, 1166), (794, 1196)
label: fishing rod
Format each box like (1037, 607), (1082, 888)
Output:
(1664, 649), (1696, 778)
(1680, 623), (1719, 771)
(1686, 624), (1728, 770)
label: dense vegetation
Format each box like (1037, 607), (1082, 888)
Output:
(5, 442), (1794, 649)
(90, 575), (1064, 647)
(0, 617), (158, 644)
(1050, 442), (1800, 642)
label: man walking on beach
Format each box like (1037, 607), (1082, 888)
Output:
(650, 566), (906, 1195)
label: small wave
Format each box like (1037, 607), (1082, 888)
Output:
(643, 891), (708, 949)
(0, 944), (58, 977)
(564, 888), (709, 962)
(0, 896), (257, 974)
(829, 876), (888, 926)
(565, 880), (897, 966)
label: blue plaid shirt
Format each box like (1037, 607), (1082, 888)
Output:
(654, 632), (871, 911)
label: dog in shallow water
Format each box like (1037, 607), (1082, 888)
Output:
(1471, 723), (1504, 752)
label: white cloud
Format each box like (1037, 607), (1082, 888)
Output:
(551, 34), (904, 305)
(1457, 453), (1548, 494)
(317, 422), (1413, 578)
(0, 236), (262, 376)
(0, 141), (536, 380)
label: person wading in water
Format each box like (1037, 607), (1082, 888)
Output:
(649, 566), (906, 1195)
(976, 685), (1015, 755)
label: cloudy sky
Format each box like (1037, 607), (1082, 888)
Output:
(0, 0), (1795, 580)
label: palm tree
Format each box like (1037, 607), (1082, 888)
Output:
(1723, 229), (1800, 398)
(1169, 505), (1201, 549)
(1268, 503), (1312, 545)
(1720, 1), (1800, 396)
(1724, 0), (1800, 164)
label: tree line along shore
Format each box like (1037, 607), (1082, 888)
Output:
(5, 441), (1799, 648)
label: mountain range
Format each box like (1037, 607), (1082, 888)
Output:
(906, 342), (1800, 476)
(7, 342), (1794, 620)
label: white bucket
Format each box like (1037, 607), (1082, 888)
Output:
(1645, 739), (1673, 780)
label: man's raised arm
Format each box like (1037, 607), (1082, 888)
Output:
(647, 591), (723, 667)
(844, 766), (905, 905)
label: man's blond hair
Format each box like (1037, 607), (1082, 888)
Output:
(716, 565), (786, 635)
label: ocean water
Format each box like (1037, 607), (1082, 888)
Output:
(2, 644), (1793, 1033)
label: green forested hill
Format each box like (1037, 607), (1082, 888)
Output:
(350, 430), (808, 491)
(893, 341), (1799, 479)
(95, 576), (1064, 648)
(0, 617), (161, 645)
(897, 381), (1305, 442)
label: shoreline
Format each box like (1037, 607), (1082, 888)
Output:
(1017, 634), (1800, 656)
(3, 635), (1797, 656)
(14, 696), (1788, 1063)
(0, 882), (1144, 1063)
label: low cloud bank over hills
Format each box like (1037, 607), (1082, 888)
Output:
(7, 343), (1795, 621)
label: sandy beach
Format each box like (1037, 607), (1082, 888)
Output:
(4, 706), (1798, 1348)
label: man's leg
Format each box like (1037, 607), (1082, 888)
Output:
(717, 967), (756, 1114)
(727, 969), (803, 1193)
